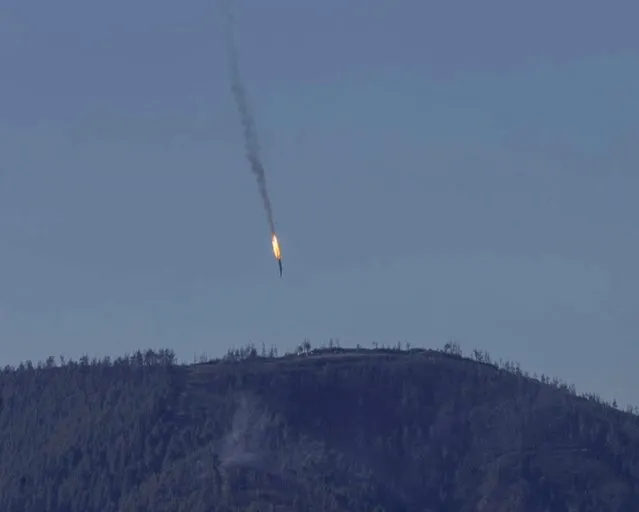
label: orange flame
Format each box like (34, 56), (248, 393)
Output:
(271, 233), (281, 260)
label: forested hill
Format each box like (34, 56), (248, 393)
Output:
(1, 342), (638, 512)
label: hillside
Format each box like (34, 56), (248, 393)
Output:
(0, 341), (638, 511)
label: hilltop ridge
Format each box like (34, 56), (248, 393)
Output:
(1, 341), (638, 511)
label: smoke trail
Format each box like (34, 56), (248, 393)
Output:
(221, 0), (276, 234)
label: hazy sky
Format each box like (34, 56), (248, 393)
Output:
(1, 1), (637, 405)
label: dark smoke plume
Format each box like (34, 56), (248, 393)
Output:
(221, 0), (276, 234)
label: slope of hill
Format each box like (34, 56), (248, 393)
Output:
(0, 342), (638, 511)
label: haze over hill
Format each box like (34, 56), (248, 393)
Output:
(1, 340), (638, 511)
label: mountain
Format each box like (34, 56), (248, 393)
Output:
(0, 341), (638, 511)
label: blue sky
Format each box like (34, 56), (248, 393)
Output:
(1, 1), (637, 406)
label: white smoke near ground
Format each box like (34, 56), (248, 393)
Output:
(210, 392), (395, 504)
(217, 392), (325, 475)
(218, 393), (272, 470)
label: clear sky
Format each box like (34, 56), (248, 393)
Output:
(1, 1), (637, 405)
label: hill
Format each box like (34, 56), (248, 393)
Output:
(0, 341), (638, 511)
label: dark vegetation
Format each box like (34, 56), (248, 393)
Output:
(1, 339), (638, 511)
